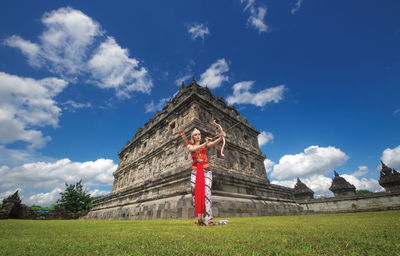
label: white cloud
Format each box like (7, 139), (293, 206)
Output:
(62, 100), (91, 112)
(393, 109), (400, 116)
(291, 0), (304, 15)
(0, 72), (68, 148)
(89, 189), (110, 197)
(0, 158), (116, 191)
(199, 58), (229, 89)
(3, 35), (41, 67)
(0, 188), (23, 202)
(187, 23), (210, 42)
(39, 7), (102, 76)
(88, 37), (153, 99)
(226, 81), (286, 107)
(341, 174), (384, 193)
(4, 7), (152, 99)
(26, 186), (111, 206)
(241, 0), (268, 33)
(270, 145), (349, 180)
(272, 174), (334, 198)
(0, 158), (116, 206)
(272, 173), (383, 198)
(264, 159), (275, 173)
(258, 131), (274, 146)
(24, 187), (63, 206)
(381, 145), (400, 170)
(352, 166), (368, 177)
(145, 98), (170, 113)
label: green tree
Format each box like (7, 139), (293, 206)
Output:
(56, 180), (91, 213)
(356, 190), (372, 195)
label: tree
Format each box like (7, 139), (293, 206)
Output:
(356, 190), (372, 195)
(56, 180), (91, 213)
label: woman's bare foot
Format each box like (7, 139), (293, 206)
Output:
(205, 220), (214, 226)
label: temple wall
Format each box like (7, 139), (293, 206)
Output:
(84, 194), (302, 220)
(86, 80), (301, 220)
(298, 192), (400, 213)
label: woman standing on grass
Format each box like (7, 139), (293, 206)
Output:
(179, 126), (226, 226)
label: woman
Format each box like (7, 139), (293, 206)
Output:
(180, 127), (226, 226)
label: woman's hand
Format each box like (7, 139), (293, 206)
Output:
(205, 137), (212, 146)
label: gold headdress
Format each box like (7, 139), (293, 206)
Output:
(191, 128), (201, 143)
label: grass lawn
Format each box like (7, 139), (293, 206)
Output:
(1, 210), (399, 255)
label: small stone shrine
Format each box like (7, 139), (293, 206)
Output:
(0, 190), (22, 219)
(86, 78), (302, 220)
(379, 161), (400, 193)
(329, 171), (356, 197)
(293, 178), (314, 200)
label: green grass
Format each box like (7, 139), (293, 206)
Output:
(1, 211), (400, 255)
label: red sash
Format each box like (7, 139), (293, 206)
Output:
(194, 162), (205, 218)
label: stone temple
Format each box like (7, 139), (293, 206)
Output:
(85, 78), (302, 220)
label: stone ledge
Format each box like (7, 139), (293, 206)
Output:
(84, 194), (303, 220)
(298, 192), (400, 214)
(296, 191), (400, 204)
(213, 190), (296, 203)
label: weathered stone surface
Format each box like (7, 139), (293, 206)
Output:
(0, 190), (21, 219)
(293, 178), (314, 200)
(86, 79), (302, 219)
(379, 161), (400, 193)
(329, 171), (356, 197)
(298, 191), (400, 213)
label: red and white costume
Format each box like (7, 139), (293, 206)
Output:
(186, 141), (213, 225)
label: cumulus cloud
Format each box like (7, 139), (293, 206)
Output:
(0, 158), (116, 190)
(291, 0), (304, 15)
(24, 187), (63, 206)
(4, 7), (152, 99)
(0, 188), (23, 202)
(258, 131), (274, 146)
(341, 174), (383, 193)
(0, 72), (68, 148)
(272, 174), (334, 198)
(272, 173), (383, 198)
(264, 159), (275, 173)
(226, 81), (286, 107)
(381, 145), (400, 170)
(40, 7), (102, 76)
(199, 59), (229, 89)
(3, 35), (41, 67)
(88, 37), (152, 99)
(352, 166), (369, 177)
(0, 158), (116, 206)
(145, 98), (170, 113)
(187, 23), (210, 42)
(270, 145), (349, 180)
(241, 0), (268, 33)
(5, 7), (102, 76)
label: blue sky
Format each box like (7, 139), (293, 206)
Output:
(1, 0), (399, 206)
